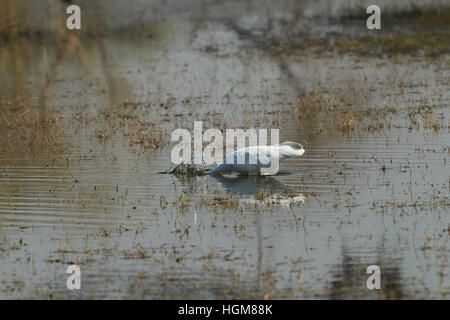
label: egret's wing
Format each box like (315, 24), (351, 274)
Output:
(224, 146), (275, 167)
(255, 148), (273, 167)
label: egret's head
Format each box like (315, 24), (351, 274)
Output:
(278, 141), (305, 157)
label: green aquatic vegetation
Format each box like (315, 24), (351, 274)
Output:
(167, 163), (209, 176)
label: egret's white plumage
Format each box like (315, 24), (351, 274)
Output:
(206, 141), (305, 176)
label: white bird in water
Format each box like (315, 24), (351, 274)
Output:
(206, 141), (305, 176)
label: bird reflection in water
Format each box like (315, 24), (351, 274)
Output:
(209, 174), (285, 198)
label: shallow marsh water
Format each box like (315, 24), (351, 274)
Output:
(0, 1), (449, 299)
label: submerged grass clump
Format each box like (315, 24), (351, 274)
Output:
(168, 163), (209, 176)
(100, 102), (168, 151)
(290, 81), (447, 137)
(0, 98), (66, 157)
(293, 85), (375, 136)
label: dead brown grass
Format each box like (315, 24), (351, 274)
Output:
(0, 99), (66, 156)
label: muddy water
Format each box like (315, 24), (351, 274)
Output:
(0, 7), (449, 299)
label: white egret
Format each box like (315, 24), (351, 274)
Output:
(206, 141), (305, 176)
